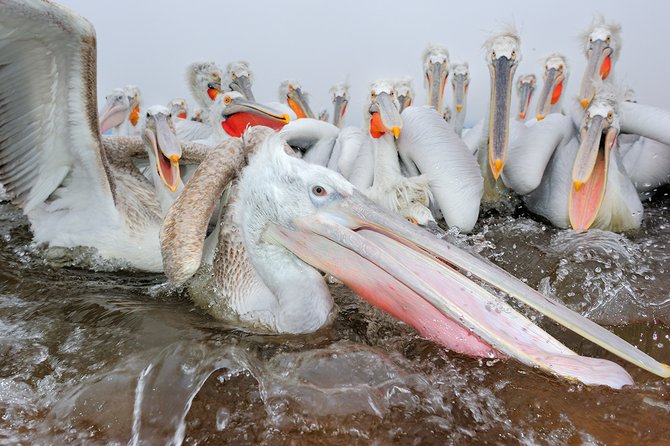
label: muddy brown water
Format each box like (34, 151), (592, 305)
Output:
(0, 187), (669, 445)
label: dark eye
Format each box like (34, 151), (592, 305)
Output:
(146, 112), (150, 118)
(207, 83), (214, 89)
(312, 185), (327, 196)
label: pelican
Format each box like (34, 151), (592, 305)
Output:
(578, 16), (621, 109)
(463, 28), (520, 204)
(535, 54), (569, 121)
(367, 80), (483, 231)
(0, 0), (200, 270)
(224, 60), (255, 101)
(394, 77), (414, 113)
(176, 62), (224, 141)
(160, 126), (669, 389)
(318, 108), (329, 122)
(330, 82), (349, 128)
(450, 62), (470, 136)
(190, 108), (204, 123)
(279, 80), (316, 119)
(515, 74), (536, 121)
(98, 85), (142, 136)
(167, 97), (189, 120)
(423, 45), (450, 113)
(443, 106), (452, 123)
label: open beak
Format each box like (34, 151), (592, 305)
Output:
(517, 81), (534, 120)
(222, 98), (291, 138)
(287, 87), (316, 119)
(452, 74), (468, 114)
(264, 191), (669, 388)
(488, 56), (517, 179)
(230, 75), (255, 101)
(145, 114), (181, 192)
(332, 95), (348, 128)
(579, 39), (611, 108)
(535, 68), (565, 120)
(369, 92), (402, 139)
(426, 61), (448, 112)
(569, 115), (617, 232)
(99, 97), (128, 134)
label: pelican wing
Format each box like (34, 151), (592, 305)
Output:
(175, 118), (213, 142)
(0, 0), (113, 212)
(503, 114), (575, 195)
(329, 127), (367, 179)
(620, 102), (670, 147)
(398, 106), (483, 232)
(620, 136), (670, 192)
(279, 119), (339, 166)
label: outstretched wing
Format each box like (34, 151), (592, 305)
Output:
(503, 114), (575, 195)
(398, 106), (483, 232)
(174, 118), (214, 142)
(0, 0), (112, 212)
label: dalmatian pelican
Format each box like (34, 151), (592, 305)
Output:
(330, 82), (350, 128)
(279, 80), (316, 119)
(578, 16), (621, 109)
(535, 53), (569, 121)
(394, 77), (414, 113)
(98, 85), (143, 136)
(515, 74), (536, 121)
(167, 97), (189, 120)
(423, 44), (450, 113)
(450, 62), (470, 136)
(159, 126), (669, 389)
(224, 60), (255, 101)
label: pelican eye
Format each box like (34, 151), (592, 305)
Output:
(606, 36), (611, 44)
(511, 49), (516, 59)
(311, 185), (327, 197)
(146, 112), (150, 118)
(207, 83), (215, 89)
(491, 51), (496, 60)
(406, 217), (418, 225)
(607, 111), (613, 123)
(223, 95), (232, 105)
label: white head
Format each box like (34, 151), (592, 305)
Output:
(186, 62), (223, 109)
(450, 62), (470, 114)
(515, 74), (536, 120)
(124, 85), (142, 127)
(535, 53), (569, 120)
(394, 76), (414, 113)
(578, 16), (622, 108)
(225, 60), (255, 100)
(423, 44), (450, 111)
(330, 82), (349, 128)
(167, 97), (188, 119)
(279, 80), (315, 119)
(99, 87), (130, 134)
(142, 105), (182, 193)
(366, 80), (402, 139)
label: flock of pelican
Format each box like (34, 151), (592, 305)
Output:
(1, 0), (669, 389)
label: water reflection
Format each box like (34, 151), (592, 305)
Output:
(1, 189), (669, 444)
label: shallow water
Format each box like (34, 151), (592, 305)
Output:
(1, 188), (669, 445)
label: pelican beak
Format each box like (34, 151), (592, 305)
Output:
(535, 67), (565, 120)
(221, 97), (290, 137)
(488, 55), (517, 179)
(99, 96), (128, 134)
(144, 114), (181, 192)
(287, 86), (316, 119)
(369, 91), (402, 139)
(426, 60), (448, 112)
(579, 39), (612, 108)
(452, 73), (468, 114)
(517, 82), (534, 121)
(230, 74), (255, 101)
(332, 95), (348, 128)
(397, 94), (412, 114)
(569, 115), (617, 232)
(265, 190), (670, 388)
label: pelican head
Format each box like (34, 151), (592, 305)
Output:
(394, 77), (414, 113)
(225, 60), (255, 101)
(578, 16), (622, 109)
(239, 131), (668, 388)
(515, 74), (536, 120)
(535, 54), (569, 121)
(190, 108), (204, 123)
(142, 106), (182, 193)
(124, 85), (142, 127)
(99, 87), (130, 134)
(318, 108), (329, 122)
(569, 82), (622, 232)
(187, 61), (223, 108)
(211, 91), (290, 138)
(279, 80), (316, 119)
(422, 44), (450, 112)
(366, 80), (402, 139)
(484, 27), (521, 180)
(450, 62), (470, 114)
(167, 97), (188, 120)
(330, 82), (349, 128)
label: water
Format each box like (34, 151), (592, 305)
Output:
(1, 188), (669, 445)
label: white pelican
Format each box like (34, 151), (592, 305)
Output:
(423, 45), (450, 113)
(98, 85), (142, 136)
(394, 76), (414, 113)
(463, 28), (520, 204)
(450, 62), (470, 136)
(535, 54), (569, 121)
(279, 80), (316, 119)
(0, 0), (200, 270)
(176, 62), (224, 141)
(329, 82), (349, 128)
(167, 97), (189, 120)
(422, 45), (449, 113)
(224, 60), (255, 101)
(190, 108), (204, 123)
(160, 126), (670, 388)
(578, 16), (621, 109)
(515, 74), (536, 121)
